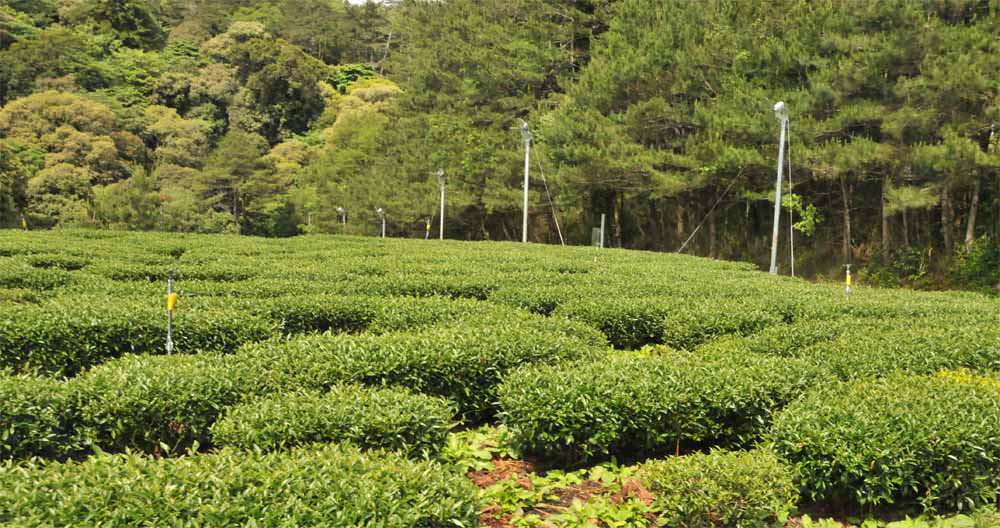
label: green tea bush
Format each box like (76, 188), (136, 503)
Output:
(661, 298), (789, 350)
(554, 297), (675, 349)
(637, 449), (797, 527)
(0, 444), (480, 526)
(72, 353), (241, 454)
(211, 385), (454, 457)
(0, 299), (272, 376)
(0, 261), (72, 290)
(769, 374), (1000, 513)
(0, 375), (81, 460)
(234, 318), (604, 421)
(498, 348), (822, 465)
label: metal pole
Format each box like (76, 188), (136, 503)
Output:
(438, 169), (445, 240)
(769, 116), (787, 275)
(600, 213), (606, 249)
(166, 272), (174, 354)
(522, 135), (531, 243)
(382, 216), (386, 238)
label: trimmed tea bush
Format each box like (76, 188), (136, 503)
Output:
(0, 299), (272, 376)
(211, 385), (455, 457)
(769, 374), (1000, 513)
(72, 353), (240, 454)
(0, 375), (81, 460)
(498, 348), (822, 464)
(555, 297), (675, 349)
(661, 298), (788, 350)
(0, 443), (480, 526)
(637, 449), (797, 527)
(233, 318), (604, 421)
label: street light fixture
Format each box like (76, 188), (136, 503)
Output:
(519, 120), (532, 243)
(769, 101), (789, 275)
(336, 206), (346, 225)
(376, 207), (385, 238)
(437, 169), (446, 240)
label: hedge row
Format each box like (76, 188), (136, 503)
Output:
(211, 385), (454, 457)
(497, 348), (823, 465)
(702, 317), (1000, 380)
(637, 449), (797, 528)
(0, 444), (480, 526)
(0, 294), (506, 376)
(1, 316), (604, 459)
(770, 374), (1000, 514)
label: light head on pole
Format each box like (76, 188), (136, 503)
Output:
(519, 120), (532, 143)
(773, 101), (788, 121)
(336, 206), (345, 215)
(437, 168), (445, 185)
(376, 207), (384, 217)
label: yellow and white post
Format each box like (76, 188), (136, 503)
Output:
(845, 264), (852, 298)
(166, 272), (177, 354)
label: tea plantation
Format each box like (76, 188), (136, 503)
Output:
(1, 230), (999, 527)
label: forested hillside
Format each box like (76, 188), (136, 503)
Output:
(1, 0), (998, 291)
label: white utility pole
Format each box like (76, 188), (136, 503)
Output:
(600, 213), (606, 248)
(376, 207), (385, 238)
(438, 169), (446, 240)
(520, 121), (532, 243)
(769, 101), (789, 275)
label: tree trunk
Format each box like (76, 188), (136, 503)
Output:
(881, 176), (890, 251)
(675, 203), (685, 246)
(840, 176), (852, 262)
(613, 191), (622, 248)
(964, 177), (981, 252)
(708, 207), (717, 259)
(902, 209), (910, 247)
(942, 185), (954, 253)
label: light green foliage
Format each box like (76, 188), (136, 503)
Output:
(770, 374), (1000, 514)
(211, 384), (455, 457)
(499, 348), (822, 464)
(637, 449), (797, 528)
(0, 444), (481, 526)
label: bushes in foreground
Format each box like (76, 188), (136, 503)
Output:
(637, 449), (797, 528)
(0, 375), (81, 460)
(770, 374), (1000, 513)
(211, 385), (455, 457)
(498, 348), (822, 465)
(0, 444), (480, 526)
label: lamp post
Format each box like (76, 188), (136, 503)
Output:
(336, 206), (346, 225)
(376, 207), (385, 238)
(769, 101), (789, 275)
(437, 169), (446, 240)
(520, 121), (532, 243)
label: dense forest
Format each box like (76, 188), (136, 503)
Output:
(1, 0), (998, 291)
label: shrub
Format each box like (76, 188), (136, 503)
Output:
(0, 299), (273, 376)
(72, 353), (241, 455)
(769, 374), (1000, 513)
(498, 348), (821, 465)
(555, 297), (674, 349)
(0, 261), (72, 290)
(0, 375), (81, 460)
(661, 298), (788, 350)
(0, 444), (480, 526)
(211, 385), (455, 457)
(233, 317), (604, 421)
(637, 449), (797, 528)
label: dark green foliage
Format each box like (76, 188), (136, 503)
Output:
(0, 444), (481, 526)
(948, 236), (1000, 294)
(769, 374), (1000, 514)
(498, 349), (822, 465)
(555, 297), (673, 349)
(211, 385), (455, 457)
(0, 375), (81, 460)
(637, 449), (797, 528)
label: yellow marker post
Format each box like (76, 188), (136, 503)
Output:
(845, 264), (852, 298)
(425, 219), (431, 240)
(166, 273), (176, 354)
